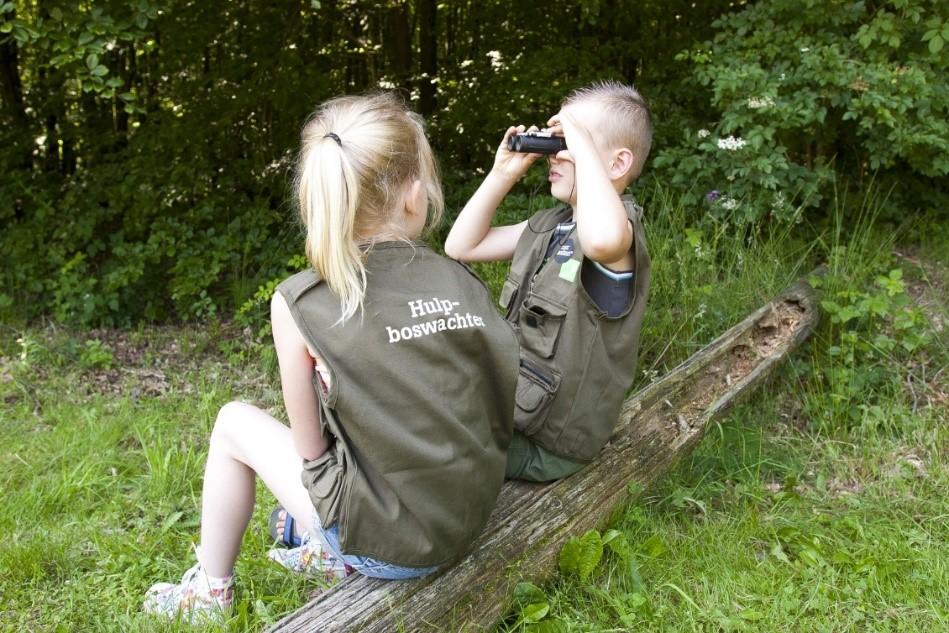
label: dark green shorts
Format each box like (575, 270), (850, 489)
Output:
(505, 431), (586, 482)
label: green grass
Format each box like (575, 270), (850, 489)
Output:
(497, 187), (949, 632)
(0, 331), (314, 632)
(1, 187), (946, 631)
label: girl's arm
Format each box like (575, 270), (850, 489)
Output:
(271, 291), (329, 461)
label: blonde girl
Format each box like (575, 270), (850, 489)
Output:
(143, 93), (518, 622)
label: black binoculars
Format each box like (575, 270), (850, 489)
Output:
(507, 132), (567, 154)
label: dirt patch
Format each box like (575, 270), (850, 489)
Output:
(896, 249), (947, 334)
(1, 322), (277, 403)
(827, 477), (865, 497)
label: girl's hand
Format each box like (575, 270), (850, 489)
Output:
(491, 125), (543, 180)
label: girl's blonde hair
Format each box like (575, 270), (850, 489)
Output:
(295, 92), (444, 322)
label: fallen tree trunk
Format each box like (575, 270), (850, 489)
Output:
(269, 275), (820, 633)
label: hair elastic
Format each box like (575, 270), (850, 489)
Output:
(323, 132), (342, 146)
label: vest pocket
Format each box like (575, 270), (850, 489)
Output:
(518, 295), (568, 359)
(499, 279), (519, 317)
(514, 359), (561, 434)
(301, 446), (347, 526)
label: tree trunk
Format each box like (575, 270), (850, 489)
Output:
(0, 9), (27, 127)
(268, 275), (821, 632)
(385, 2), (412, 98)
(416, 0), (436, 116)
(0, 7), (31, 171)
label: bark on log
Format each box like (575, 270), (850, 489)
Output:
(269, 275), (820, 633)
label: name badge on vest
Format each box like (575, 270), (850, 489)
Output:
(559, 258), (580, 283)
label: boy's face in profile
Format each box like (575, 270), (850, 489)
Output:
(546, 100), (616, 208)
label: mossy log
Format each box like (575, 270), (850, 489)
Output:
(269, 275), (820, 633)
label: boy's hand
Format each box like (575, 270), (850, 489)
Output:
(492, 125), (543, 181)
(546, 110), (597, 158)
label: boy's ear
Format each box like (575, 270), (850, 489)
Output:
(609, 148), (635, 181)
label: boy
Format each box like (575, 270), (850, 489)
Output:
(444, 80), (652, 482)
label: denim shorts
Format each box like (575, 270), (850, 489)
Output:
(311, 508), (439, 580)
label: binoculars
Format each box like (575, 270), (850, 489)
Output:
(507, 132), (567, 154)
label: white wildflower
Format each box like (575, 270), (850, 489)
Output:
(800, 47), (810, 53)
(486, 50), (504, 70)
(697, 128), (710, 139)
(720, 196), (739, 211)
(377, 79), (396, 90)
(717, 136), (746, 151)
(460, 59), (473, 68)
(746, 96), (775, 109)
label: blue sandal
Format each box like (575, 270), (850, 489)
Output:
(268, 506), (303, 548)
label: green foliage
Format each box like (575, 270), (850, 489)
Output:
(2, 0), (738, 326)
(811, 266), (931, 429)
(236, 254), (309, 334)
(78, 338), (115, 370)
(652, 0), (949, 225)
(559, 529), (604, 581)
(1, 0), (945, 330)
(511, 582), (551, 628)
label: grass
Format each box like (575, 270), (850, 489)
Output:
(498, 187), (948, 632)
(1, 187), (946, 631)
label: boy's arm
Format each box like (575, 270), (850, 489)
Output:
(444, 126), (540, 262)
(550, 111), (634, 267)
(271, 291), (329, 461)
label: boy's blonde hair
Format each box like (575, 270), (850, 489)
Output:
(296, 92), (444, 322)
(564, 80), (653, 181)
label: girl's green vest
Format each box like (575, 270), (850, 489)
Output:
(499, 196), (651, 462)
(277, 242), (518, 567)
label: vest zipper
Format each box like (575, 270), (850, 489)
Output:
(529, 223), (574, 295)
(521, 360), (554, 391)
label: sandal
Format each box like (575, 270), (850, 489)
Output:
(143, 549), (233, 624)
(268, 506), (303, 548)
(267, 533), (355, 582)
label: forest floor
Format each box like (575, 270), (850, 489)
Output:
(1, 205), (946, 632)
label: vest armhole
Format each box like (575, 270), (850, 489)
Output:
(454, 260), (492, 293)
(276, 269), (323, 304)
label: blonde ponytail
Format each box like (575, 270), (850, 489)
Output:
(296, 93), (444, 323)
(298, 135), (366, 322)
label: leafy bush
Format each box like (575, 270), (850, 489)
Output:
(809, 266), (931, 429)
(652, 0), (949, 225)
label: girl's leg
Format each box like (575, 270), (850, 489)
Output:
(198, 401), (318, 577)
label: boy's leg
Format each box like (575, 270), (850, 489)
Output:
(198, 401), (317, 577)
(505, 431), (586, 482)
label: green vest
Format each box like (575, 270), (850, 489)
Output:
(499, 196), (651, 462)
(277, 242), (518, 567)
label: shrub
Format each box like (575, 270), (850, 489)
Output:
(652, 0), (949, 225)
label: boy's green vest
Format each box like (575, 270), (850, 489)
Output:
(499, 196), (651, 462)
(277, 242), (518, 567)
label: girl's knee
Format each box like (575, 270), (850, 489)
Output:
(211, 401), (258, 446)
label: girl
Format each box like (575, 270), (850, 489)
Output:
(143, 93), (518, 622)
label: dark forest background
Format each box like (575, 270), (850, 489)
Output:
(2, 0), (946, 325)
